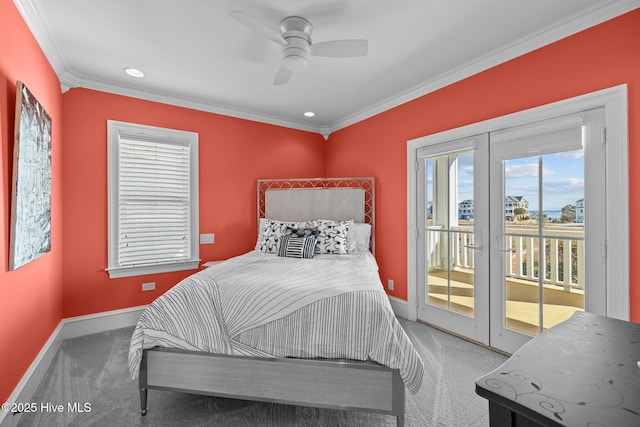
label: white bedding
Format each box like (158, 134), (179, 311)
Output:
(128, 251), (424, 393)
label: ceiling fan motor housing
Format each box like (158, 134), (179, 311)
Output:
(279, 16), (312, 71)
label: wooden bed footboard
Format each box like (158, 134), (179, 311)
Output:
(139, 348), (406, 427)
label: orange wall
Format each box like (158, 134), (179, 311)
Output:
(326, 9), (640, 322)
(61, 89), (326, 317)
(0, 0), (64, 404)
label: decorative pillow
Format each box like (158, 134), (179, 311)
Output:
(278, 235), (316, 259)
(255, 219), (298, 254)
(315, 219), (351, 254)
(346, 222), (372, 253)
(285, 226), (318, 238)
(255, 218), (270, 250)
(255, 219), (317, 254)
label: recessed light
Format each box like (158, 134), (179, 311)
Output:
(124, 67), (145, 78)
(304, 111), (315, 117)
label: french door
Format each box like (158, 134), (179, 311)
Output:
(416, 107), (606, 353)
(416, 134), (489, 343)
(488, 108), (606, 353)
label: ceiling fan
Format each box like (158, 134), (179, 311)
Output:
(230, 11), (368, 85)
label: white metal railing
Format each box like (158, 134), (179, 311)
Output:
(427, 225), (585, 290)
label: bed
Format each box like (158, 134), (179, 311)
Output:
(128, 177), (424, 427)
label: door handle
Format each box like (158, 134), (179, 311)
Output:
(464, 232), (482, 251)
(492, 232), (514, 253)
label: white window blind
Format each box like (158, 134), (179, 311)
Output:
(107, 121), (199, 278)
(491, 113), (584, 161)
(118, 135), (191, 266)
(417, 135), (478, 158)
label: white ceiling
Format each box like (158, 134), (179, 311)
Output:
(14, 0), (638, 137)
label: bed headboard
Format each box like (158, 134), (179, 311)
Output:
(257, 177), (375, 252)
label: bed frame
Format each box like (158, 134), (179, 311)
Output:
(138, 177), (407, 426)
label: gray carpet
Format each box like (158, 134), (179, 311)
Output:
(15, 318), (506, 426)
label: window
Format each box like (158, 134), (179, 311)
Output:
(107, 120), (199, 278)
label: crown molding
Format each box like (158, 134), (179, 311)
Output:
(13, 0), (68, 71)
(58, 68), (324, 135)
(325, 0), (640, 134)
(14, 0), (639, 138)
(14, 0), (326, 135)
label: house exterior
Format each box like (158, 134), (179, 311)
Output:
(575, 198), (585, 223)
(458, 199), (474, 219)
(504, 196), (529, 220)
(458, 197), (529, 221)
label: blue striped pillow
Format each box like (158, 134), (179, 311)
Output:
(278, 235), (316, 259)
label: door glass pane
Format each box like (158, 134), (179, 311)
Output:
(425, 150), (475, 316)
(503, 156), (540, 335)
(541, 149), (585, 329)
(503, 149), (585, 336)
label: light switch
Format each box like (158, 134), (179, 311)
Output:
(200, 233), (215, 244)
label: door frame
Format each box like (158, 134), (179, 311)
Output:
(407, 84), (629, 324)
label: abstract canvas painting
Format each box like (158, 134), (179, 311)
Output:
(9, 81), (52, 270)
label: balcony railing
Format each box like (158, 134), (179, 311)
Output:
(427, 224), (585, 291)
(503, 226), (584, 291)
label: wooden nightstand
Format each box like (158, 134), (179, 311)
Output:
(201, 260), (224, 269)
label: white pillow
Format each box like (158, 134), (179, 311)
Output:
(255, 218), (269, 250)
(316, 219), (351, 254)
(346, 222), (372, 253)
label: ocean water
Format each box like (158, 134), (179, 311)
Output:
(529, 209), (563, 219)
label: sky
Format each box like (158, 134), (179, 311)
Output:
(450, 147), (584, 211)
(505, 149), (584, 211)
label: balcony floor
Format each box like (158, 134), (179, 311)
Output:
(427, 269), (584, 336)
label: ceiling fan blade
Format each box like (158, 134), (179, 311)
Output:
(230, 11), (287, 45)
(310, 39), (368, 57)
(273, 64), (294, 85)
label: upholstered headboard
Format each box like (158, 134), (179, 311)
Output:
(257, 177), (375, 252)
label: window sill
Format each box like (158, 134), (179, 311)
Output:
(107, 260), (201, 279)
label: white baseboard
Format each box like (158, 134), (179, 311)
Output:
(388, 295), (409, 319)
(0, 322), (65, 427)
(60, 305), (147, 340)
(0, 305), (146, 427)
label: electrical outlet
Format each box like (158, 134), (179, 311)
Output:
(387, 279), (394, 291)
(142, 282), (155, 291)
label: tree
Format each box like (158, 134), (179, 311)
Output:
(513, 207), (527, 220)
(561, 204), (576, 223)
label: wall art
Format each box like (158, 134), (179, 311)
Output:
(9, 81), (52, 270)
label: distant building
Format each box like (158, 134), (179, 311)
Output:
(575, 198), (584, 223)
(504, 196), (528, 220)
(458, 199), (474, 219)
(456, 196), (529, 221)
